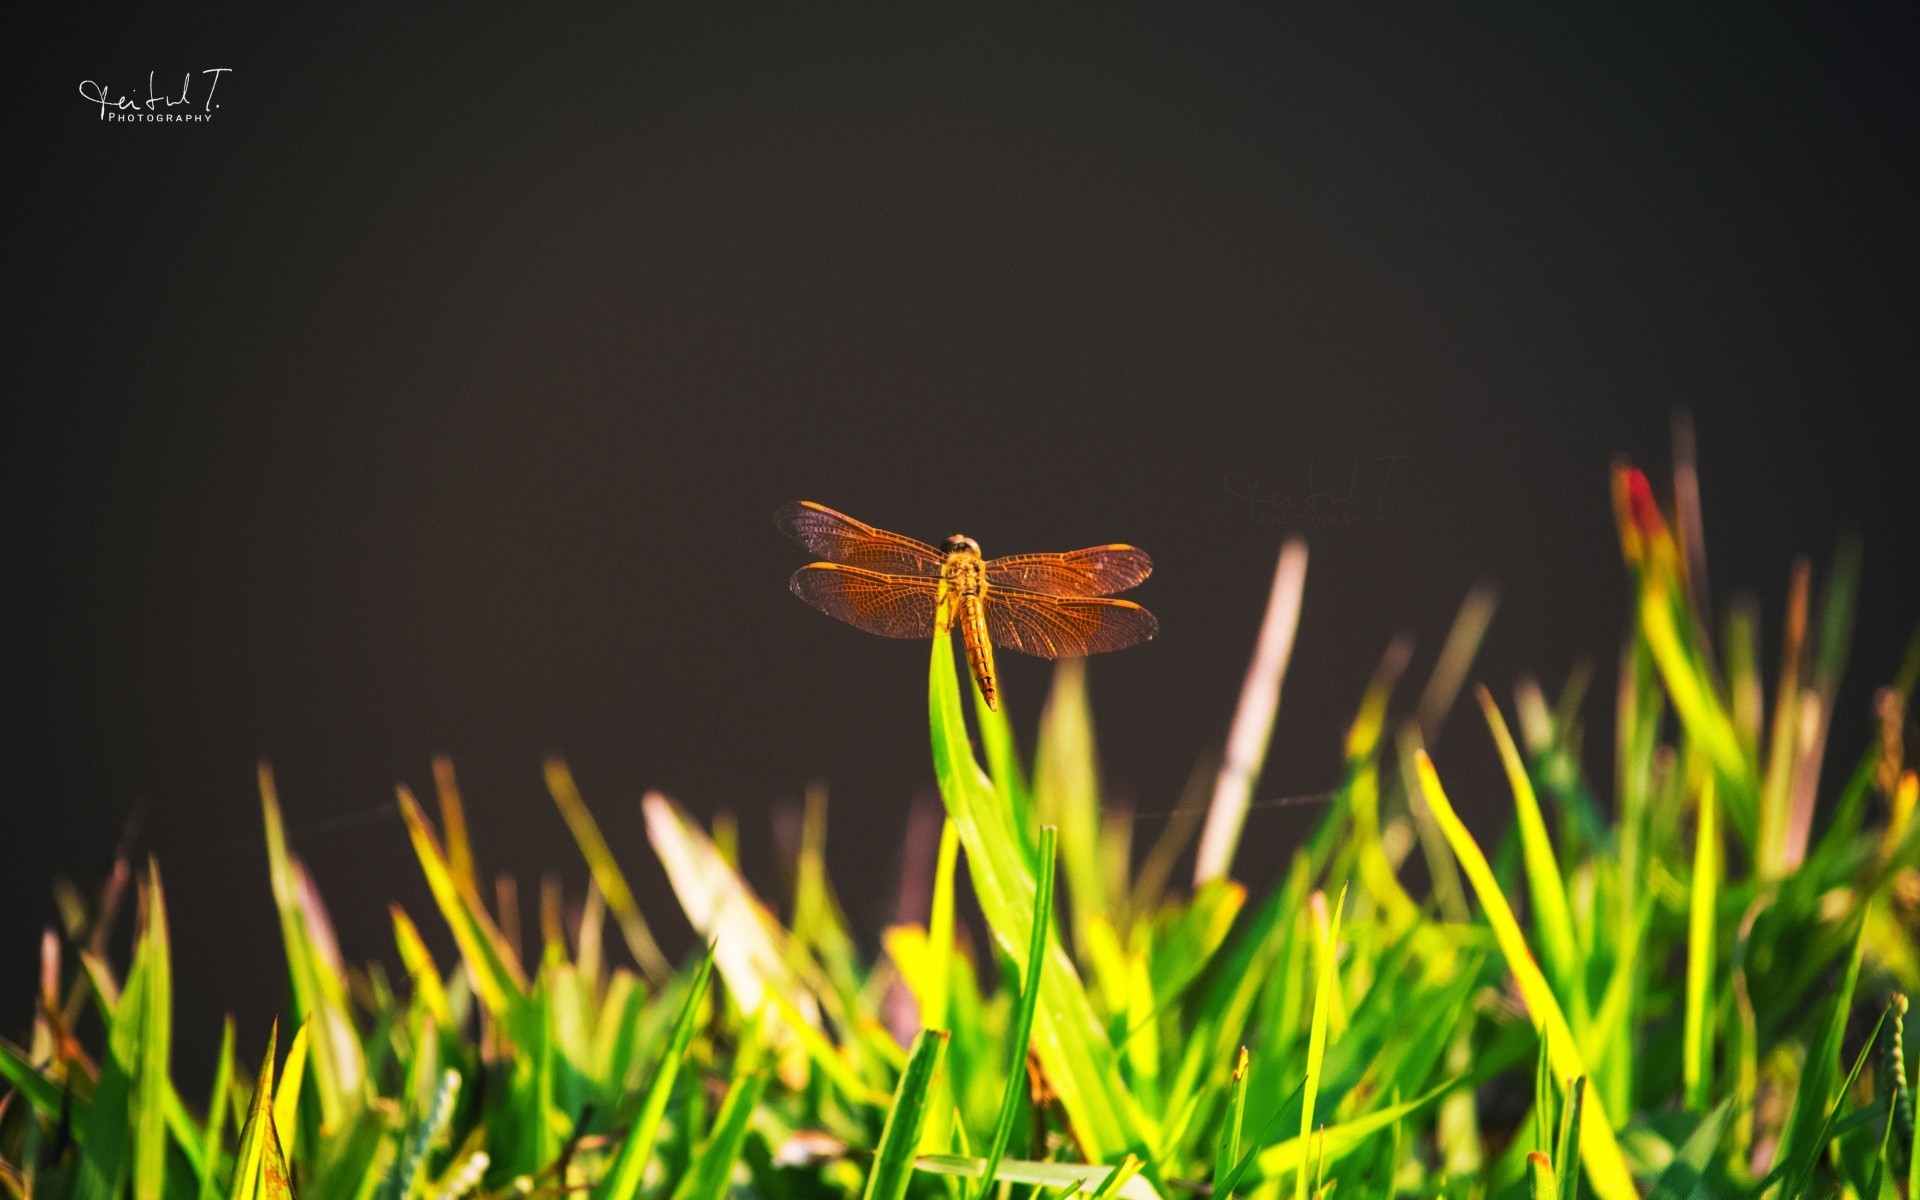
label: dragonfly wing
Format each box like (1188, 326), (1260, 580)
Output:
(984, 546), (1153, 596)
(985, 587), (1158, 659)
(789, 563), (941, 638)
(775, 501), (945, 576)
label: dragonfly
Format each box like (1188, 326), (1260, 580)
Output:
(775, 501), (1157, 710)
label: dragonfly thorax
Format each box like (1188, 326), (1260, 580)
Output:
(940, 537), (986, 596)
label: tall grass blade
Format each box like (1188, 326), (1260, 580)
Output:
(1683, 777), (1718, 1112)
(1294, 885), (1345, 1200)
(929, 632), (1132, 1160)
(1414, 751), (1637, 1200)
(670, 1011), (773, 1200)
(545, 759), (672, 984)
(978, 826), (1058, 1200)
(1195, 537), (1306, 885)
(597, 948), (714, 1200)
(864, 1030), (950, 1200)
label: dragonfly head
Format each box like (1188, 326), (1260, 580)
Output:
(942, 534), (981, 558)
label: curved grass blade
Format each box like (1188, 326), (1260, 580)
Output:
(978, 825), (1058, 1200)
(864, 1030), (951, 1200)
(670, 1011), (774, 1200)
(1414, 752), (1637, 1200)
(928, 633), (1132, 1159)
(1294, 885), (1346, 1200)
(545, 759), (672, 984)
(596, 948), (714, 1200)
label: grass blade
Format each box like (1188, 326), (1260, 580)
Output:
(1214, 1048), (1249, 1200)
(1195, 538), (1307, 885)
(198, 1018), (236, 1200)
(545, 759), (672, 984)
(597, 948), (714, 1200)
(978, 825), (1058, 1200)
(132, 863), (173, 1200)
(1294, 885), (1345, 1200)
(864, 1030), (950, 1200)
(1683, 776), (1718, 1112)
(670, 1011), (774, 1200)
(1414, 751), (1638, 1200)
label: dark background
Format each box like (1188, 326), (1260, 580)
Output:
(12, 5), (1918, 1080)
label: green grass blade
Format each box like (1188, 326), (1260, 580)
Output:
(1089, 1156), (1144, 1200)
(396, 786), (527, 1019)
(670, 1012), (774, 1200)
(198, 1018), (236, 1200)
(928, 633), (1132, 1159)
(1645, 1099), (1733, 1200)
(1213, 1048), (1249, 1200)
(597, 948), (714, 1200)
(545, 759), (672, 984)
(1683, 777), (1718, 1112)
(864, 1030), (951, 1200)
(978, 825), (1057, 1200)
(1294, 885), (1345, 1200)
(1554, 1076), (1584, 1200)
(1477, 687), (1581, 1017)
(1775, 911), (1868, 1193)
(1414, 752), (1638, 1200)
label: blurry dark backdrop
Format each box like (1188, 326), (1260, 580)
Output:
(12, 5), (1918, 1078)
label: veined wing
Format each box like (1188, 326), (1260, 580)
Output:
(775, 501), (945, 576)
(789, 563), (940, 638)
(984, 587), (1158, 659)
(984, 545), (1152, 596)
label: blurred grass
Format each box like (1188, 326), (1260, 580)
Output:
(4, 448), (1918, 1200)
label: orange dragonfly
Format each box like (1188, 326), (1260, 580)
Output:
(775, 501), (1157, 710)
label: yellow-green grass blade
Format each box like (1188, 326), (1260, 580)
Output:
(273, 1021), (308, 1154)
(1477, 687), (1581, 1020)
(389, 906), (453, 1030)
(396, 786), (527, 1020)
(545, 759), (672, 984)
(1635, 574), (1751, 807)
(1034, 660), (1107, 941)
(132, 863), (173, 1200)
(430, 756), (479, 900)
(1414, 752), (1638, 1200)
(864, 1029), (951, 1200)
(597, 948), (714, 1200)
(915, 1155), (1163, 1200)
(978, 825), (1058, 1200)
(1088, 1155), (1145, 1200)
(1294, 884), (1345, 1200)
(1683, 777), (1718, 1112)
(928, 632), (1133, 1160)
(196, 1018), (236, 1200)
(228, 1023), (285, 1200)
(1527, 1152), (1557, 1200)
(259, 764), (364, 1127)
(670, 1011), (774, 1200)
